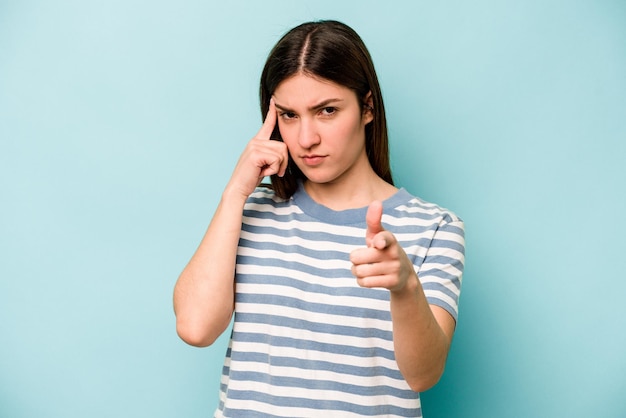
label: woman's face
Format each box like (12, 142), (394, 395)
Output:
(273, 73), (373, 188)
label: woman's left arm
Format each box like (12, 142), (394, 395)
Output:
(350, 201), (459, 392)
(387, 275), (455, 392)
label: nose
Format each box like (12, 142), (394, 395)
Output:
(298, 119), (321, 149)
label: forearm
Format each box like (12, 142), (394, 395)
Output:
(390, 273), (453, 392)
(173, 189), (247, 347)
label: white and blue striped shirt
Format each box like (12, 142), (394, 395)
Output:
(216, 184), (465, 417)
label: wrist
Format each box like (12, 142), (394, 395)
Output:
(222, 184), (252, 206)
(390, 272), (420, 298)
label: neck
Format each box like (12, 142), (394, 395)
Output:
(303, 172), (397, 211)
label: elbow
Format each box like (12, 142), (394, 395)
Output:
(175, 317), (226, 347)
(404, 364), (446, 393)
(406, 374), (442, 393)
(173, 298), (234, 347)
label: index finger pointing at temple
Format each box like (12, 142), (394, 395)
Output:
(257, 98), (278, 140)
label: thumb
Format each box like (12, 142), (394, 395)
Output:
(365, 200), (384, 247)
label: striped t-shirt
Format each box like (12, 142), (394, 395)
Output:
(215, 184), (465, 418)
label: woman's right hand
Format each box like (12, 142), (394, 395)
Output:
(225, 99), (288, 199)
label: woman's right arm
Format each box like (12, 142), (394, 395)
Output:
(173, 100), (286, 347)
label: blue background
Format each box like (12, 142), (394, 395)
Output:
(1, 1), (625, 417)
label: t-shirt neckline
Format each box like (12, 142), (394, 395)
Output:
(291, 182), (411, 225)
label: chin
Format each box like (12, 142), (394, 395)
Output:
(300, 170), (337, 185)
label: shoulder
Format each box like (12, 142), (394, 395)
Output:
(388, 189), (463, 228)
(243, 186), (302, 220)
(246, 186), (289, 207)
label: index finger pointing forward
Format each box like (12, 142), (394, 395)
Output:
(257, 98), (278, 140)
(366, 200), (384, 246)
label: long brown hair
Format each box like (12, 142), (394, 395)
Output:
(260, 20), (393, 199)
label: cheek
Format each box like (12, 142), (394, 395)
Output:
(277, 116), (365, 148)
(277, 121), (296, 147)
(335, 116), (366, 142)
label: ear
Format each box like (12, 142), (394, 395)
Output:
(362, 91), (374, 124)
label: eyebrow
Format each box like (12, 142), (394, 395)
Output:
(274, 98), (344, 113)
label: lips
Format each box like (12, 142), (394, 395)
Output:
(301, 154), (327, 166)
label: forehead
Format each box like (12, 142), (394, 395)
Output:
(273, 73), (357, 107)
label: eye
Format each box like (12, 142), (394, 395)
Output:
(279, 111), (297, 120)
(320, 107), (337, 116)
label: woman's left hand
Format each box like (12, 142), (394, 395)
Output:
(349, 201), (417, 293)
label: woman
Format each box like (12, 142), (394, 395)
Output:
(174, 20), (465, 417)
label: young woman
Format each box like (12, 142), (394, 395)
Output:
(174, 20), (465, 418)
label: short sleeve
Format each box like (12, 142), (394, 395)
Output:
(418, 220), (465, 321)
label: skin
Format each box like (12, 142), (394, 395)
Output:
(173, 73), (456, 392)
(272, 74), (393, 209)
